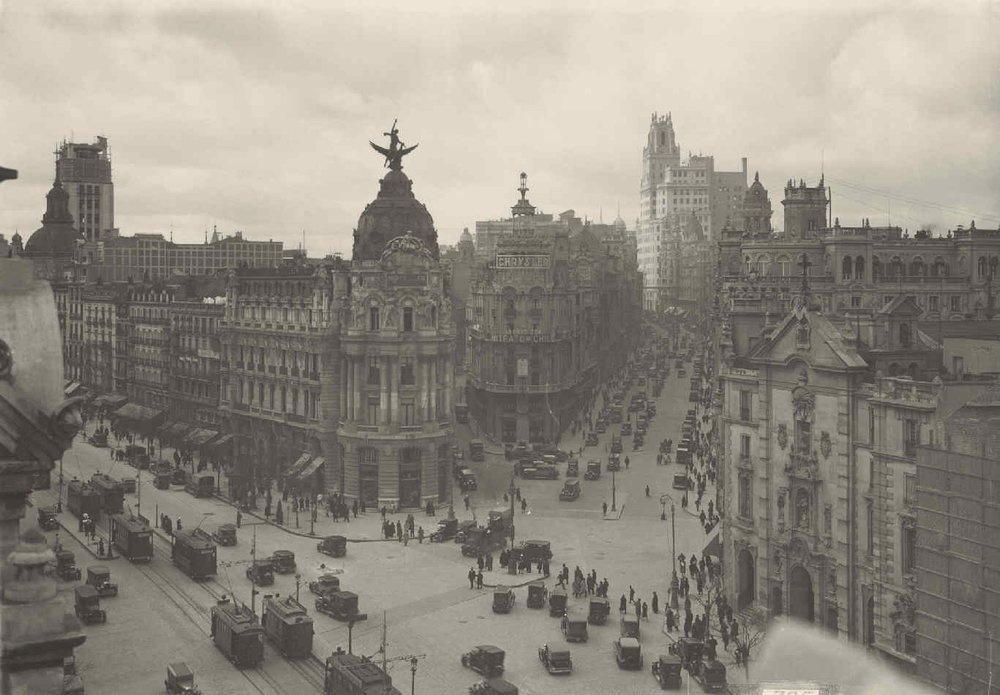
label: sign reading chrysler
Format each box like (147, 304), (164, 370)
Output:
(496, 254), (549, 269)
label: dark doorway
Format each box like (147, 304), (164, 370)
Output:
(826, 604), (839, 634)
(864, 595), (875, 646)
(737, 548), (755, 609)
(789, 566), (814, 623)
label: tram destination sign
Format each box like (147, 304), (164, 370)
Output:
(496, 254), (549, 269)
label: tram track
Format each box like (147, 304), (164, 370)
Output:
(143, 530), (326, 694)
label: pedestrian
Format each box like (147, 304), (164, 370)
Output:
(468, 567), (476, 589)
(98, 538), (105, 557)
(629, 585), (635, 603)
(642, 601), (648, 620)
(476, 570), (483, 589)
(236, 510), (242, 528)
(602, 501), (608, 516)
(721, 622), (730, 650)
(652, 592), (659, 614)
(515, 487), (521, 501)
(381, 506), (387, 521)
(634, 600), (641, 620)
(417, 527), (424, 544)
(521, 498), (527, 513)
(619, 594), (627, 613)
(666, 608), (675, 632)
(645, 484), (650, 497)
(684, 612), (692, 637)
(477, 555), (484, 571)
(464, 495), (470, 511)
(486, 554), (493, 571)
(396, 520), (403, 541)
(684, 595), (691, 613)
(176, 517), (182, 531)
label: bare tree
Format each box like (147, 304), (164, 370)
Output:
(691, 572), (724, 640)
(731, 605), (767, 683)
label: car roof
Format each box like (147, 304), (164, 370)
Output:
(618, 637), (641, 648)
(88, 565), (109, 573)
(476, 645), (504, 654)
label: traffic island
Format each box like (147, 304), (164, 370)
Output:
(603, 494), (627, 520)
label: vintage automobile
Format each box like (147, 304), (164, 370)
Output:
(585, 432), (599, 446)
(246, 559), (275, 586)
(566, 460), (579, 477)
(88, 431), (108, 448)
(270, 549), (296, 574)
(317, 534), (347, 558)
(461, 644), (505, 677)
(459, 469), (479, 491)
(153, 471), (172, 490)
(454, 520), (478, 544)
(548, 588), (568, 617)
(560, 612), (588, 643)
(37, 505), (59, 531)
(587, 597), (610, 625)
(516, 539), (552, 564)
(492, 586), (515, 614)
(86, 565), (118, 598)
(690, 658), (728, 692)
(652, 654), (683, 690)
(610, 434), (623, 454)
(584, 460), (602, 481)
(620, 422), (633, 436)
(559, 479), (581, 501)
(520, 465), (558, 480)
(212, 523), (237, 546)
(537, 644), (572, 675)
(469, 677), (519, 695)
(672, 473), (690, 490)
(171, 468), (187, 485)
(427, 518), (456, 542)
(315, 590), (367, 622)
(614, 637), (643, 670)
(607, 454), (621, 472)
(54, 548), (82, 581)
(121, 477), (137, 494)
(462, 527), (505, 557)
(594, 421), (606, 434)
(308, 573), (341, 596)
(621, 614), (640, 640)
(668, 637), (705, 671)
(164, 662), (201, 695)
(526, 581), (547, 609)
(74, 585), (107, 625)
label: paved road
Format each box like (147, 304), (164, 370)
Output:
(39, 336), (731, 694)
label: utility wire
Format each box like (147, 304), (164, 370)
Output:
(827, 176), (1000, 223)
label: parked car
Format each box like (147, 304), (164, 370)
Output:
(317, 535), (347, 558)
(537, 644), (572, 675)
(621, 614), (640, 640)
(74, 585), (106, 625)
(212, 524), (237, 546)
(652, 654), (683, 690)
(566, 460), (579, 477)
(246, 559), (275, 586)
(492, 586), (515, 614)
(308, 573), (341, 596)
(614, 638), (642, 669)
(86, 565), (118, 598)
(588, 597), (610, 625)
(526, 581), (547, 609)
(469, 677), (518, 695)
(462, 645), (505, 678)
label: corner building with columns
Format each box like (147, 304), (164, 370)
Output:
(336, 140), (455, 511)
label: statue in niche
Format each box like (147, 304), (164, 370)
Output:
(776, 424), (788, 450)
(777, 489), (786, 522)
(796, 490), (810, 530)
(384, 304), (398, 329)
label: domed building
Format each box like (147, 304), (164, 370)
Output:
(337, 126), (455, 510)
(22, 174), (84, 279)
(743, 171), (773, 235)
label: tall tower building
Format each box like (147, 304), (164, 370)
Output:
(743, 172), (773, 235)
(638, 113), (681, 308)
(55, 136), (116, 243)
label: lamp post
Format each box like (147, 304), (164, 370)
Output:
(410, 657), (418, 695)
(295, 500), (300, 529)
(56, 457), (64, 513)
(347, 618), (356, 654)
(507, 476), (516, 545)
(611, 467), (617, 512)
(310, 506), (316, 536)
(294, 573), (301, 603)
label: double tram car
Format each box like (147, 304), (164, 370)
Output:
(66, 479), (103, 521)
(172, 529), (217, 580)
(324, 650), (402, 695)
(90, 474), (125, 515)
(109, 513), (154, 562)
(262, 595), (314, 659)
(211, 599), (264, 668)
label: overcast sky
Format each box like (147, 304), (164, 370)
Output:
(1, 0), (998, 256)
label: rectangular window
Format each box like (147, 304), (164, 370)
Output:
(928, 295), (939, 312)
(401, 358), (415, 386)
(740, 433), (751, 459)
(369, 306), (380, 331)
(951, 295), (961, 312)
(403, 307), (413, 332)
(738, 472), (751, 519)
(905, 474), (916, 506)
(867, 502), (874, 556)
(903, 419), (919, 457)
(902, 524), (916, 575)
(953, 356), (964, 376)
(366, 397), (379, 425)
(291, 388), (299, 414)
(368, 356), (380, 385)
(739, 390), (752, 421)
(868, 406), (876, 446)
(851, 295), (862, 308)
(401, 399), (416, 426)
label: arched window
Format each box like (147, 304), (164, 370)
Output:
(872, 257), (882, 279)
(890, 257), (903, 278)
(991, 256), (999, 280)
(777, 255), (791, 277)
(933, 258), (949, 277)
(855, 256), (865, 280)
(899, 322), (911, 348)
(910, 258), (924, 277)
(978, 256), (988, 278)
(842, 256), (853, 280)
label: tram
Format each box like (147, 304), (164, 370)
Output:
(211, 599), (264, 668)
(324, 650), (402, 695)
(89, 473), (125, 515)
(109, 513), (153, 562)
(171, 528), (217, 580)
(262, 595), (314, 659)
(66, 479), (103, 521)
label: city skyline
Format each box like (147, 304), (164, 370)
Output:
(1, 0), (997, 256)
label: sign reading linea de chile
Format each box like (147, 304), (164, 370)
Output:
(496, 254), (549, 269)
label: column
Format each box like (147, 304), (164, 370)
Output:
(444, 358), (454, 419)
(342, 357), (349, 419)
(418, 360), (428, 421)
(389, 357), (399, 425)
(428, 358), (437, 421)
(353, 357), (363, 423)
(379, 356), (389, 424)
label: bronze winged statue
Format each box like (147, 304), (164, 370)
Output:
(370, 119), (418, 171)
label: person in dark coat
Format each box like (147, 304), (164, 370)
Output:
(476, 570), (484, 589)
(652, 592), (659, 614)
(641, 601), (648, 620)
(683, 611), (693, 637)
(620, 594), (627, 613)
(468, 567), (476, 589)
(666, 608), (675, 632)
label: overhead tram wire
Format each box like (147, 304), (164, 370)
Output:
(826, 175), (1000, 224)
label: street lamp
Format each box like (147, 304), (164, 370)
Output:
(347, 618), (356, 654)
(410, 657), (418, 695)
(611, 467), (617, 512)
(310, 506), (316, 536)
(56, 457), (64, 513)
(294, 573), (301, 603)
(507, 476), (516, 545)
(295, 500), (300, 529)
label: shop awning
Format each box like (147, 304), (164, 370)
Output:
(184, 428), (219, 447)
(284, 453), (312, 478)
(297, 456), (325, 479)
(93, 393), (127, 408)
(703, 532), (722, 561)
(209, 433), (233, 449)
(113, 403), (165, 424)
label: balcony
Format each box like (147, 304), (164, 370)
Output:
(286, 413), (306, 424)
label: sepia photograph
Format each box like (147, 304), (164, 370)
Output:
(0, 1), (997, 693)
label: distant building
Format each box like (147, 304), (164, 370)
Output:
(168, 295), (226, 430)
(124, 285), (176, 412)
(638, 112), (748, 309)
(467, 174), (642, 443)
(56, 136), (116, 243)
(80, 283), (128, 393)
(22, 173), (84, 281)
